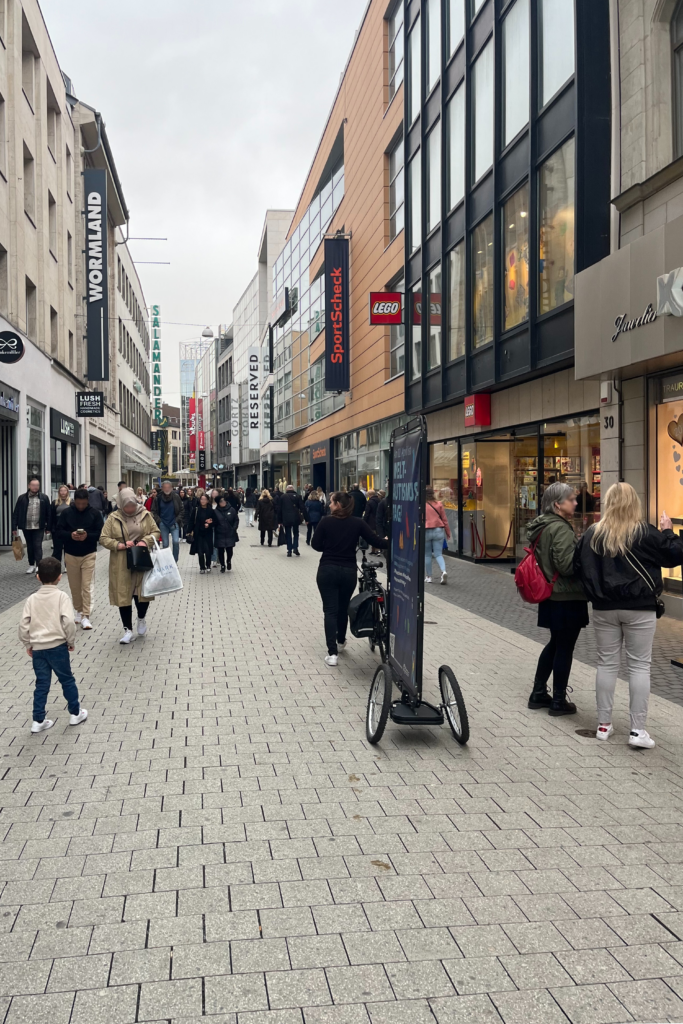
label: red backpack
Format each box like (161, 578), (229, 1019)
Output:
(515, 527), (558, 603)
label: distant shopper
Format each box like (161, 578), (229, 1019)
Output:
(244, 488), (257, 527)
(279, 484), (306, 557)
(527, 482), (588, 716)
(54, 488), (103, 631)
(226, 487), (240, 512)
(213, 495), (239, 572)
(255, 489), (277, 546)
(312, 491), (388, 666)
(376, 492), (388, 539)
(425, 487), (451, 585)
(351, 483), (367, 518)
(181, 488), (194, 541)
(87, 484), (106, 518)
(51, 485), (72, 568)
(305, 491), (325, 545)
(575, 482), (683, 749)
(151, 481), (184, 563)
(99, 488), (160, 644)
(12, 477), (51, 574)
(19, 556), (87, 733)
(135, 487), (146, 506)
(189, 493), (215, 574)
(144, 489), (157, 512)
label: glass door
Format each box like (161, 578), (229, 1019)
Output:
(542, 415), (600, 538)
(656, 397), (683, 595)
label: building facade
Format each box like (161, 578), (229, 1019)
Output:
(402, 0), (611, 559)
(574, 0), (683, 615)
(150, 402), (181, 480)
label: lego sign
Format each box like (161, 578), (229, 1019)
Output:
(369, 292), (403, 325)
(464, 394), (491, 428)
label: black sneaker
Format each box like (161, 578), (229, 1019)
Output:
(294, 550), (300, 557)
(287, 552), (292, 557)
(221, 567), (226, 574)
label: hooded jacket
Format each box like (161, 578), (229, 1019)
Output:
(255, 497), (277, 531)
(526, 512), (586, 602)
(213, 504), (239, 547)
(575, 523), (683, 611)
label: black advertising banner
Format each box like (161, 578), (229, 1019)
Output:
(388, 421), (425, 697)
(84, 168), (109, 381)
(324, 236), (350, 392)
(198, 449), (206, 471)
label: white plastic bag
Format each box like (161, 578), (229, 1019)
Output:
(141, 539), (183, 598)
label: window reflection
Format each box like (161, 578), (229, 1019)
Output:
(410, 287), (422, 380)
(409, 18), (421, 125)
(388, 4), (404, 101)
(539, 137), (575, 314)
(540, 0), (575, 106)
(449, 0), (465, 55)
(427, 126), (441, 233)
(427, 264), (442, 370)
(504, 183), (529, 330)
(390, 276), (405, 377)
(473, 215), (494, 348)
(473, 41), (493, 182)
(389, 138), (404, 240)
(427, 0), (441, 93)
(448, 243), (465, 360)
(409, 151), (421, 254)
(447, 85), (464, 210)
(503, 0), (529, 146)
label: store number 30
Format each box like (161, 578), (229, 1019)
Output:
(603, 415), (614, 429)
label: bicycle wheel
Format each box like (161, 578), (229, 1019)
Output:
(439, 665), (470, 745)
(366, 663), (392, 744)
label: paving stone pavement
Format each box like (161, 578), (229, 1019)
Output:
(1, 537), (683, 1022)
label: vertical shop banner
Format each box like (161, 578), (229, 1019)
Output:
(324, 236), (350, 392)
(84, 168), (109, 381)
(248, 347), (260, 450)
(229, 383), (239, 464)
(388, 423), (425, 696)
(189, 394), (196, 470)
(151, 305), (162, 423)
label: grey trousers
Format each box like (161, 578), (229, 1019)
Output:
(593, 608), (657, 730)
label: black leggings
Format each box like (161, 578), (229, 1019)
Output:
(218, 547), (233, 569)
(316, 564), (357, 656)
(119, 596), (149, 630)
(260, 530), (273, 546)
(535, 626), (582, 699)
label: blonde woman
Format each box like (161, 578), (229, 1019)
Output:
(576, 482), (683, 748)
(135, 487), (146, 505)
(51, 484), (71, 567)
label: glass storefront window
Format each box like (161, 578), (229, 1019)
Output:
(503, 0), (529, 146)
(504, 183), (530, 330)
(448, 85), (465, 211)
(27, 402), (43, 488)
(409, 151), (421, 254)
(542, 415), (600, 536)
(427, 264), (442, 370)
(430, 440), (459, 551)
(473, 215), (494, 348)
(540, 0), (575, 106)
(409, 18), (421, 125)
(427, 125), (441, 233)
(449, 0), (465, 55)
(427, 0), (441, 93)
(448, 243), (465, 360)
(655, 380), (683, 594)
(473, 40), (493, 182)
(410, 287), (422, 380)
(539, 136), (575, 314)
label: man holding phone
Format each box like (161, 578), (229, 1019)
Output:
(54, 489), (103, 630)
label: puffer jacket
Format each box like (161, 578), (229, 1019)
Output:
(527, 513), (586, 602)
(575, 523), (683, 611)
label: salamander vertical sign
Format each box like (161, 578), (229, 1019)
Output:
(151, 305), (162, 424)
(84, 168), (109, 380)
(324, 236), (350, 392)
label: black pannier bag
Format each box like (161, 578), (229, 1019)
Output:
(348, 591), (376, 637)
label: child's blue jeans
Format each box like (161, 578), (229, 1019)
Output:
(32, 643), (80, 723)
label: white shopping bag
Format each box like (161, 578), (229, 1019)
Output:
(141, 539), (183, 598)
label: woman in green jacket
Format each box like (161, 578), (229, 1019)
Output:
(527, 481), (588, 716)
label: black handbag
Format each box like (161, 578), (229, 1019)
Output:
(119, 522), (154, 572)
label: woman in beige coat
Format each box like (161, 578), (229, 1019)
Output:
(100, 487), (160, 644)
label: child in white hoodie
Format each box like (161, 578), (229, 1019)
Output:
(19, 556), (87, 733)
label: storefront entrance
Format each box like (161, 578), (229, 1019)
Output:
(430, 413), (600, 561)
(652, 372), (683, 599)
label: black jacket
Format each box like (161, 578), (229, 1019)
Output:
(255, 497), (277, 532)
(189, 506), (214, 554)
(213, 505), (239, 547)
(54, 504), (103, 557)
(575, 523), (683, 611)
(305, 498), (324, 524)
(352, 489), (367, 518)
(363, 495), (380, 532)
(151, 490), (184, 527)
(279, 491), (306, 526)
(87, 486), (106, 512)
(376, 497), (388, 538)
(12, 491), (51, 532)
(226, 492), (240, 512)
(182, 496), (193, 524)
(312, 515), (388, 567)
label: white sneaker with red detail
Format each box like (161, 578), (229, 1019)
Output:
(629, 729), (655, 749)
(596, 724), (613, 741)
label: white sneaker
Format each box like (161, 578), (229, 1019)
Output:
(31, 719), (54, 733)
(338, 641), (347, 650)
(137, 620), (148, 636)
(425, 576), (432, 584)
(596, 723), (613, 741)
(73, 611), (82, 624)
(324, 654), (338, 667)
(69, 709), (88, 726)
(81, 617), (92, 630)
(119, 629), (135, 644)
(629, 729), (655, 749)
(26, 566), (36, 575)
(440, 572), (448, 585)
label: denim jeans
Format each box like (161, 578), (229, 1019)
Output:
(285, 524), (300, 553)
(24, 529), (44, 567)
(32, 643), (80, 723)
(425, 527), (446, 576)
(159, 521), (180, 562)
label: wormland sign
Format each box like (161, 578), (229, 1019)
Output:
(152, 305), (162, 424)
(84, 168), (109, 381)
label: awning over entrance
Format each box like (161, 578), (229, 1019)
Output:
(121, 443), (159, 475)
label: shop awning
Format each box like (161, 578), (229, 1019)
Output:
(121, 444), (160, 475)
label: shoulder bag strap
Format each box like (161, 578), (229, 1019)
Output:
(624, 551), (656, 593)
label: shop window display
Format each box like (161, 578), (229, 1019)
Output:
(427, 264), (442, 369)
(448, 243), (465, 360)
(539, 137), (575, 314)
(504, 184), (529, 330)
(542, 415), (600, 535)
(430, 440), (458, 551)
(473, 215), (494, 348)
(655, 387), (683, 594)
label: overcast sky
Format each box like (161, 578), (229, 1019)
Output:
(39, 0), (368, 404)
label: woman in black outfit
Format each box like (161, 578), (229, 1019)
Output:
(311, 491), (388, 666)
(255, 489), (277, 546)
(213, 495), (239, 572)
(190, 493), (214, 573)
